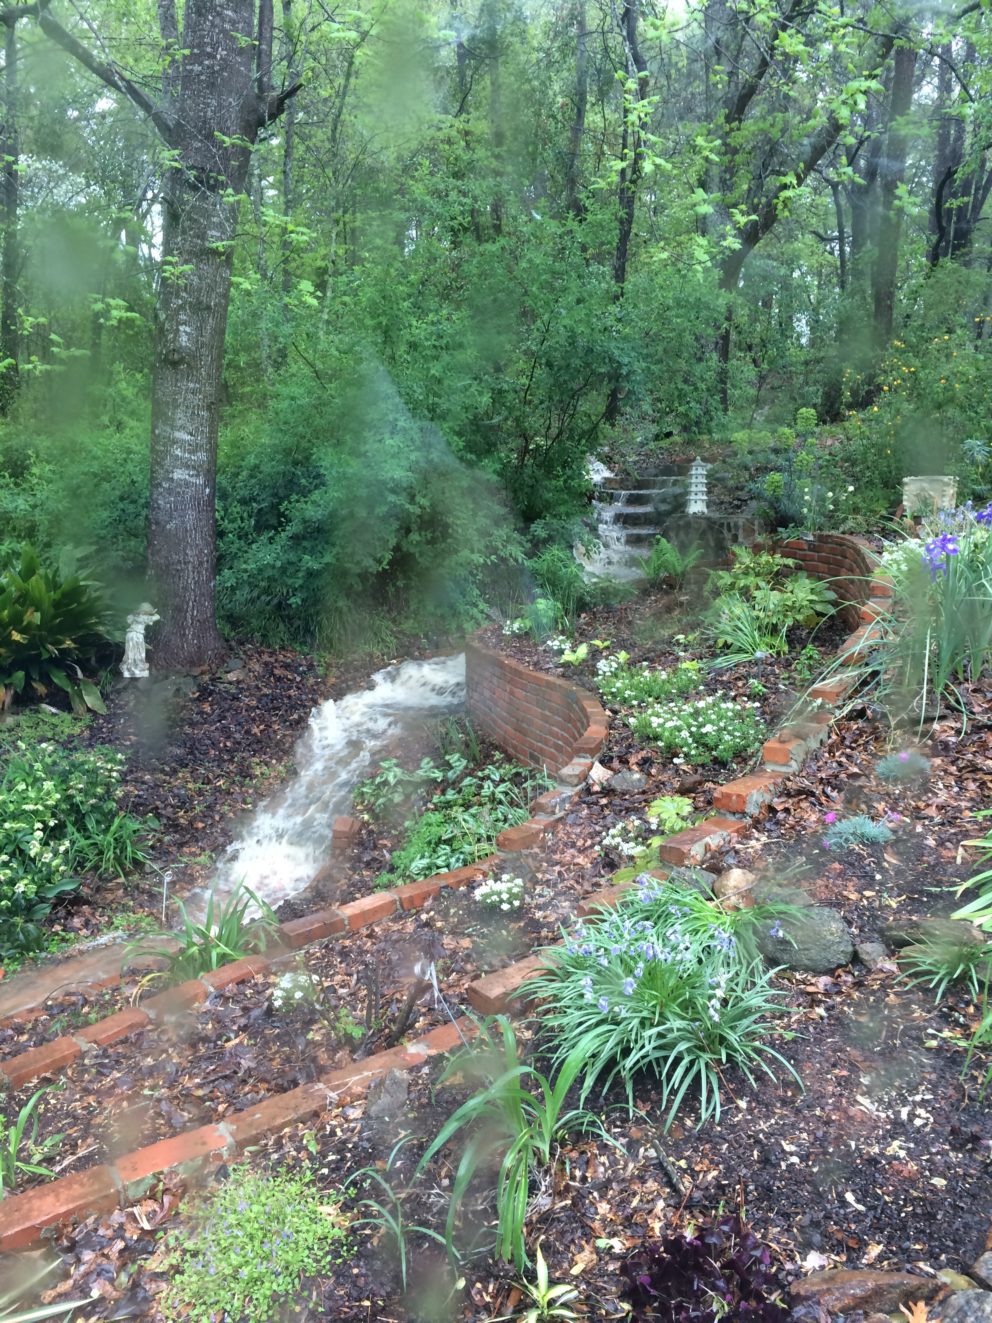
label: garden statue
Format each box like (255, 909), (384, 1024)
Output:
(121, 603), (159, 678)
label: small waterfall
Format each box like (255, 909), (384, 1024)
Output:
(202, 654), (466, 911)
(578, 463), (688, 579)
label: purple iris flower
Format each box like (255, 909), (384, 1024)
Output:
(923, 532), (959, 580)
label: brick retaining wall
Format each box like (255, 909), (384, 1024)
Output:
(776, 532), (879, 629)
(465, 640), (607, 774)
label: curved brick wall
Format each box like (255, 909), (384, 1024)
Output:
(465, 640), (607, 774)
(776, 532), (879, 629)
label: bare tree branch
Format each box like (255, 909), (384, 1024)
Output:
(35, 5), (175, 141)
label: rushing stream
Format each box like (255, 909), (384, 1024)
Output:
(204, 653), (466, 911)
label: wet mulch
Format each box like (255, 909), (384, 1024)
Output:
(5, 884), (580, 1191)
(35, 967), (992, 1321)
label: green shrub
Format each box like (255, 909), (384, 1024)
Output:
(644, 537), (704, 588)
(125, 882), (278, 986)
(859, 508), (992, 726)
(795, 407), (818, 435)
(0, 545), (112, 713)
(0, 1089), (62, 1195)
(821, 814), (894, 850)
(952, 810), (992, 931)
(0, 741), (151, 958)
(416, 1016), (596, 1269)
(629, 693), (765, 765)
(526, 545), (591, 631)
(875, 750), (931, 783)
(901, 938), (992, 1003)
(526, 875), (797, 1127)
(375, 755), (552, 885)
(706, 548), (835, 662)
(162, 1165), (348, 1321)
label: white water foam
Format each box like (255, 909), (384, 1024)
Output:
(205, 654), (466, 910)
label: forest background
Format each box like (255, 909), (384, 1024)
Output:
(0, 0), (990, 662)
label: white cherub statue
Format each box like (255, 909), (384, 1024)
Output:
(121, 603), (160, 679)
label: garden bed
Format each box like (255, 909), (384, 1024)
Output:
(3, 885), (580, 1193)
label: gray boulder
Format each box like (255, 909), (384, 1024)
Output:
(758, 906), (854, 974)
(939, 1293), (992, 1323)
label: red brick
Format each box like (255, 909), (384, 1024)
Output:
(706, 816), (750, 838)
(577, 885), (634, 917)
(433, 862), (490, 889)
(858, 597), (890, 623)
(114, 1124), (233, 1193)
(809, 675), (855, 704)
(0, 1037), (80, 1089)
(713, 773), (783, 817)
(339, 893), (397, 930)
(142, 978), (209, 1022)
(871, 575), (894, 598)
(225, 1082), (329, 1146)
(407, 1017), (476, 1056)
(392, 878), (445, 911)
(466, 954), (547, 1015)
(0, 1164), (119, 1252)
(558, 759), (592, 786)
(761, 736), (807, 769)
(331, 814), (361, 846)
(280, 908), (346, 948)
(496, 822), (545, 852)
(657, 820), (733, 866)
(75, 1008), (151, 1049)
(201, 954), (272, 991)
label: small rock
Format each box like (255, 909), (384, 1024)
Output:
(758, 907), (854, 974)
(790, 1269), (941, 1315)
(610, 770), (649, 793)
(587, 761), (614, 789)
(938, 1292), (992, 1323)
(882, 918), (985, 950)
(363, 1069), (409, 1141)
(714, 868), (757, 911)
(856, 940), (889, 970)
(972, 1254), (992, 1287)
(223, 656), (245, 673)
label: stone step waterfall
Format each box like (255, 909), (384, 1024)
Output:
(578, 465), (688, 579)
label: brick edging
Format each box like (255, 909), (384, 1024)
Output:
(650, 538), (892, 867)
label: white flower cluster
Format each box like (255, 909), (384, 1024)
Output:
(501, 618), (529, 636)
(271, 970), (321, 1012)
(630, 692), (764, 766)
(600, 819), (648, 859)
(596, 651), (626, 677)
(476, 873), (525, 911)
(544, 635), (573, 652)
(879, 537), (925, 582)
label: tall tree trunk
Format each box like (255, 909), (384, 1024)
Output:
(872, 43), (915, 348)
(32, 0), (299, 669)
(605, 0), (648, 423)
(0, 14), (18, 414)
(280, 0), (296, 297)
(563, 0), (587, 218)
